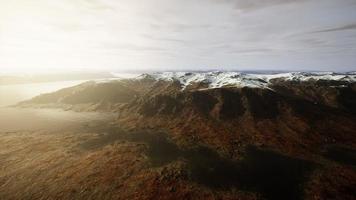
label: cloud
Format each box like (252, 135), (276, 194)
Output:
(1, 0), (356, 72)
(149, 22), (213, 33)
(227, 48), (274, 54)
(310, 23), (356, 33)
(96, 41), (168, 52)
(298, 38), (327, 46)
(141, 34), (189, 44)
(216, 0), (308, 11)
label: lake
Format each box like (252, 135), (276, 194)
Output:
(0, 79), (117, 132)
(0, 72), (140, 107)
(0, 80), (88, 107)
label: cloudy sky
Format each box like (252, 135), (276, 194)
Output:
(0, 0), (356, 73)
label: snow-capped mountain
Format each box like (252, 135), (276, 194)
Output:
(135, 71), (356, 90)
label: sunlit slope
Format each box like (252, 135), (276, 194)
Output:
(13, 72), (356, 199)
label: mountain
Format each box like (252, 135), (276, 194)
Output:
(19, 71), (356, 152)
(18, 71), (356, 199)
(136, 71), (356, 89)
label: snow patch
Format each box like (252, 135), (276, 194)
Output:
(135, 71), (356, 90)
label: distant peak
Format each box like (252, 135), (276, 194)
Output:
(133, 71), (356, 90)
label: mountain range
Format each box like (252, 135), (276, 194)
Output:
(18, 71), (356, 199)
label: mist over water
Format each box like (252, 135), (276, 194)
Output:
(0, 71), (144, 108)
(0, 107), (115, 132)
(0, 80), (87, 107)
(0, 79), (116, 132)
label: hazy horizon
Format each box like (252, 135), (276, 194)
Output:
(1, 68), (356, 76)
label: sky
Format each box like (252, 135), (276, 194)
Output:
(0, 0), (356, 74)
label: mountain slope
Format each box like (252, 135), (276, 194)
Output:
(19, 72), (356, 155)
(18, 71), (356, 199)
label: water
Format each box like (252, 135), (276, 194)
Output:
(0, 80), (88, 107)
(80, 129), (315, 200)
(0, 107), (115, 132)
(0, 80), (116, 132)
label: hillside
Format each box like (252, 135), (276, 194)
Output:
(19, 72), (356, 151)
(18, 71), (356, 199)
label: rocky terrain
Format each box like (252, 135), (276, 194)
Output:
(16, 71), (356, 199)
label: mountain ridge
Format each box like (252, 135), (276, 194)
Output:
(16, 71), (356, 199)
(18, 72), (356, 156)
